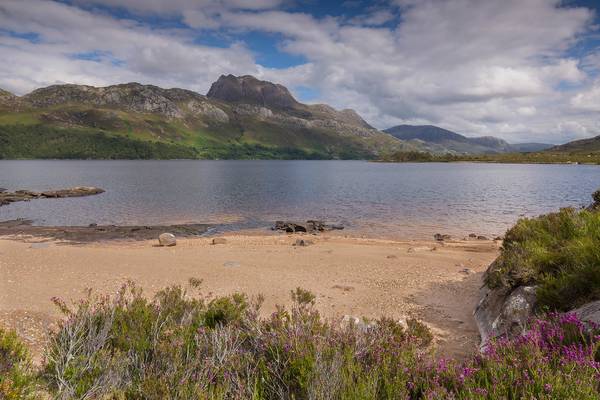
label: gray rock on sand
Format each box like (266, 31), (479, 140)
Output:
(158, 233), (176, 247)
(293, 239), (313, 247)
(212, 238), (227, 245)
(407, 246), (436, 253)
(223, 261), (240, 268)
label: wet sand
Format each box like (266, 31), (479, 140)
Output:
(0, 232), (499, 362)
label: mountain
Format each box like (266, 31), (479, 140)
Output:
(510, 142), (554, 152)
(384, 124), (552, 154)
(0, 76), (414, 160)
(546, 135), (600, 154)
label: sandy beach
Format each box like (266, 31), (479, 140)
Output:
(0, 231), (499, 362)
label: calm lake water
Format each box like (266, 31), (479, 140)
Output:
(1, 160), (599, 239)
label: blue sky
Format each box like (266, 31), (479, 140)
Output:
(1, 0), (600, 143)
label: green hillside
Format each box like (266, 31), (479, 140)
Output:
(0, 76), (413, 160)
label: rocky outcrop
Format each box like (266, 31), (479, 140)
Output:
(474, 285), (537, 348)
(0, 219), (209, 243)
(434, 233), (451, 241)
(207, 74), (300, 110)
(0, 187), (104, 206)
(0, 88), (16, 107)
(273, 220), (344, 234)
(587, 189), (600, 211)
(572, 300), (600, 330)
(21, 83), (203, 119)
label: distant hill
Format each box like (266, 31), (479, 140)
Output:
(0, 75), (416, 160)
(546, 135), (600, 154)
(384, 124), (552, 154)
(510, 142), (555, 152)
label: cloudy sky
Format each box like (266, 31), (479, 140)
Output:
(1, 0), (599, 144)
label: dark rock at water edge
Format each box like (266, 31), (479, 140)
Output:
(273, 220), (344, 234)
(0, 219), (210, 244)
(434, 233), (451, 241)
(587, 189), (600, 211)
(0, 186), (105, 207)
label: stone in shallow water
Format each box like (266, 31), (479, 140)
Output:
(212, 238), (227, 245)
(158, 233), (176, 246)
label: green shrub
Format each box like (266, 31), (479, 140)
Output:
(0, 329), (37, 399)
(39, 281), (600, 399)
(484, 205), (600, 310)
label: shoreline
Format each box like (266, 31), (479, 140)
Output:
(0, 230), (500, 363)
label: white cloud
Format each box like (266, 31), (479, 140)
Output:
(0, 0), (599, 144)
(0, 0), (260, 94)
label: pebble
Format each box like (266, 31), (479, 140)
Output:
(223, 261), (240, 268)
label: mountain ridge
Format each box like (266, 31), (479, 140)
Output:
(0, 76), (414, 159)
(384, 124), (552, 154)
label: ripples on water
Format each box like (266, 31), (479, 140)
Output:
(0, 160), (599, 239)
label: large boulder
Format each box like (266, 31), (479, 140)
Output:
(158, 233), (176, 247)
(474, 285), (537, 348)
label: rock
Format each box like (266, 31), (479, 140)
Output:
(88, 223), (98, 227)
(477, 235), (488, 240)
(332, 285), (354, 292)
(212, 238), (227, 245)
(158, 233), (176, 247)
(587, 189), (600, 211)
(0, 186), (104, 207)
(341, 315), (375, 332)
(30, 242), (50, 249)
(40, 186), (104, 198)
(459, 268), (475, 275)
(494, 236), (503, 241)
(469, 233), (477, 238)
(408, 246), (436, 253)
(386, 254), (398, 259)
(572, 300), (600, 330)
(223, 261), (240, 268)
(474, 285), (537, 348)
(293, 239), (313, 247)
(273, 220), (344, 234)
(434, 233), (451, 241)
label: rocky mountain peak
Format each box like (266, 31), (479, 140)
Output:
(0, 88), (17, 108)
(20, 82), (207, 118)
(207, 74), (299, 110)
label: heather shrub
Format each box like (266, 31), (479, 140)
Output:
(484, 206), (600, 310)
(0, 328), (37, 400)
(42, 281), (433, 399)
(40, 280), (600, 399)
